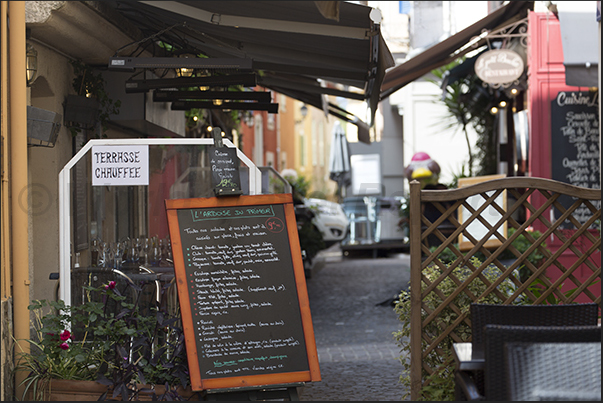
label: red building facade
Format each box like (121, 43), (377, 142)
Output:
(527, 11), (600, 302)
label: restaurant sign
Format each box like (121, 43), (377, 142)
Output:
(92, 145), (149, 186)
(474, 49), (524, 85)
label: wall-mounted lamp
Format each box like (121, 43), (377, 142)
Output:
(26, 43), (38, 86)
(300, 104), (308, 118)
(296, 104), (308, 123)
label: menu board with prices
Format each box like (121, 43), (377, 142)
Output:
(165, 194), (320, 392)
(551, 91), (600, 229)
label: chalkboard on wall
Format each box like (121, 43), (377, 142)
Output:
(551, 91), (600, 229)
(165, 194), (320, 392)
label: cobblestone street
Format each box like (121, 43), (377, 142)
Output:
(297, 245), (411, 401)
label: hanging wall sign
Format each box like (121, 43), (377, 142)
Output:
(91, 145), (149, 186)
(474, 49), (524, 85)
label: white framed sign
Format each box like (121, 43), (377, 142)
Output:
(458, 174), (507, 252)
(351, 154), (381, 195)
(91, 145), (149, 186)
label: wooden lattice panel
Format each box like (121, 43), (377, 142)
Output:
(408, 177), (601, 399)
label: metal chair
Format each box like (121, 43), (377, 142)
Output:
(505, 342), (601, 401)
(455, 303), (600, 400)
(483, 325), (601, 401)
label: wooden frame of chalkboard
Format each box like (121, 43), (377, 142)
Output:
(165, 193), (320, 392)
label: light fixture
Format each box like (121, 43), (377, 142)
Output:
(198, 69), (210, 91)
(26, 43), (38, 86)
(300, 104), (308, 118)
(296, 104), (308, 123)
(176, 54), (195, 78)
(510, 88), (518, 96)
(213, 99), (224, 106)
(499, 100), (507, 108)
(490, 106), (499, 115)
(207, 125), (213, 132)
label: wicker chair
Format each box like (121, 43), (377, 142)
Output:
(505, 342), (601, 401)
(455, 303), (600, 400)
(483, 325), (601, 401)
(471, 303), (600, 351)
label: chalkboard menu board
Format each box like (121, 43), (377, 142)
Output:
(209, 146), (243, 196)
(165, 194), (320, 392)
(551, 91), (600, 229)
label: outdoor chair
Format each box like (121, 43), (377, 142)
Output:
(505, 342), (601, 401)
(454, 303), (600, 400)
(471, 303), (600, 350)
(473, 324), (601, 401)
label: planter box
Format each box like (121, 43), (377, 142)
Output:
(25, 379), (201, 401)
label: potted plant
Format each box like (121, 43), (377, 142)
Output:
(64, 59), (121, 138)
(15, 279), (195, 401)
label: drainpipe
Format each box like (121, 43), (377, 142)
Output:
(8, 1), (30, 398)
(1, 3), (11, 299)
(0, 5), (12, 399)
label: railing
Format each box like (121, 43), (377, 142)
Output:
(408, 177), (601, 400)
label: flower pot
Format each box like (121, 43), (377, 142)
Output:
(25, 379), (201, 401)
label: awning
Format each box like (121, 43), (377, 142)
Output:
(555, 1), (599, 87)
(380, 1), (533, 100)
(105, 1), (395, 142)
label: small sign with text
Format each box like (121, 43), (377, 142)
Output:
(91, 145), (149, 186)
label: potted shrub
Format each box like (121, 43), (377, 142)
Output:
(64, 59), (121, 138)
(15, 279), (195, 401)
(393, 257), (518, 400)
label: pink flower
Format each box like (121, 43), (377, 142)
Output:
(59, 342), (69, 350)
(105, 281), (116, 290)
(60, 330), (71, 341)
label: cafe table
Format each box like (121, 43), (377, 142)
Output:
(452, 342), (485, 400)
(452, 342), (485, 371)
